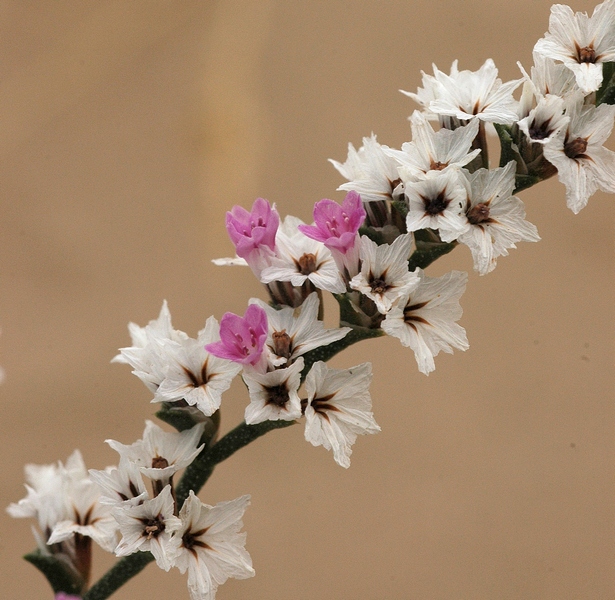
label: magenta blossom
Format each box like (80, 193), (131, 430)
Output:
(298, 191), (365, 281)
(225, 198), (279, 260)
(206, 304), (268, 369)
(55, 595), (82, 600)
(299, 191), (365, 253)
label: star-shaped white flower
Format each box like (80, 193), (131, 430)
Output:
(249, 292), (350, 368)
(329, 134), (403, 203)
(417, 59), (522, 125)
(89, 458), (149, 507)
(543, 97), (615, 213)
(304, 361), (380, 468)
(534, 0), (615, 93)
(384, 112), (481, 182)
(517, 94), (569, 145)
(260, 216), (346, 294)
(168, 491), (254, 600)
(457, 162), (540, 275)
(113, 485), (181, 571)
(404, 169), (470, 242)
(242, 357), (304, 424)
(107, 421), (204, 491)
(155, 316), (242, 416)
(349, 234), (419, 314)
(382, 269), (469, 375)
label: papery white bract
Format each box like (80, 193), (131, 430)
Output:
(382, 269), (469, 374)
(304, 361), (380, 468)
(168, 491), (255, 600)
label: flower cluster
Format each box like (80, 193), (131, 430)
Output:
(8, 1), (615, 599)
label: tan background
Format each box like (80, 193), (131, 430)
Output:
(1, 1), (613, 599)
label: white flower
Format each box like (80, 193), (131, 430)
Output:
(107, 421), (204, 490)
(533, 0), (615, 93)
(8, 450), (117, 562)
(543, 98), (615, 213)
(404, 169), (470, 242)
(113, 300), (187, 365)
(47, 477), (118, 553)
(384, 112), (481, 181)
(88, 458), (149, 507)
(260, 216), (346, 294)
(155, 316), (242, 416)
(349, 234), (419, 314)
(113, 485), (181, 571)
(168, 491), (254, 600)
(304, 361), (380, 468)
(242, 357), (304, 424)
(382, 269), (469, 375)
(417, 59), (522, 124)
(517, 94), (569, 145)
(329, 134), (403, 203)
(457, 162), (540, 275)
(249, 292), (350, 368)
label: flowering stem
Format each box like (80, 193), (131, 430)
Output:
(82, 552), (154, 600)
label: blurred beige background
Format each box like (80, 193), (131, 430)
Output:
(1, 1), (613, 599)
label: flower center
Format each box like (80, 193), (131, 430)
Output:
(422, 191), (450, 215)
(430, 160), (448, 171)
(467, 202), (492, 225)
(151, 456), (169, 469)
(142, 515), (165, 539)
(266, 384), (290, 407)
(298, 253), (318, 275)
(578, 45), (596, 63)
(529, 116), (554, 140)
(564, 137), (588, 159)
(370, 277), (389, 295)
(272, 330), (292, 359)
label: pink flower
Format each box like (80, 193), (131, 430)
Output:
(55, 595), (82, 600)
(225, 198), (279, 260)
(298, 191), (365, 281)
(299, 191), (365, 253)
(205, 305), (268, 369)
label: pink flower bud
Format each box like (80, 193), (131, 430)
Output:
(206, 304), (268, 368)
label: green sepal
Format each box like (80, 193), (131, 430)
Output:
(358, 226), (384, 245)
(513, 174), (542, 194)
(408, 229), (457, 271)
(493, 123), (522, 168)
(597, 62), (615, 106)
(82, 552), (154, 600)
(155, 403), (200, 432)
(391, 199), (409, 220)
(24, 549), (84, 596)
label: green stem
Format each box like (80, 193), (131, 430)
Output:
(83, 552), (154, 600)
